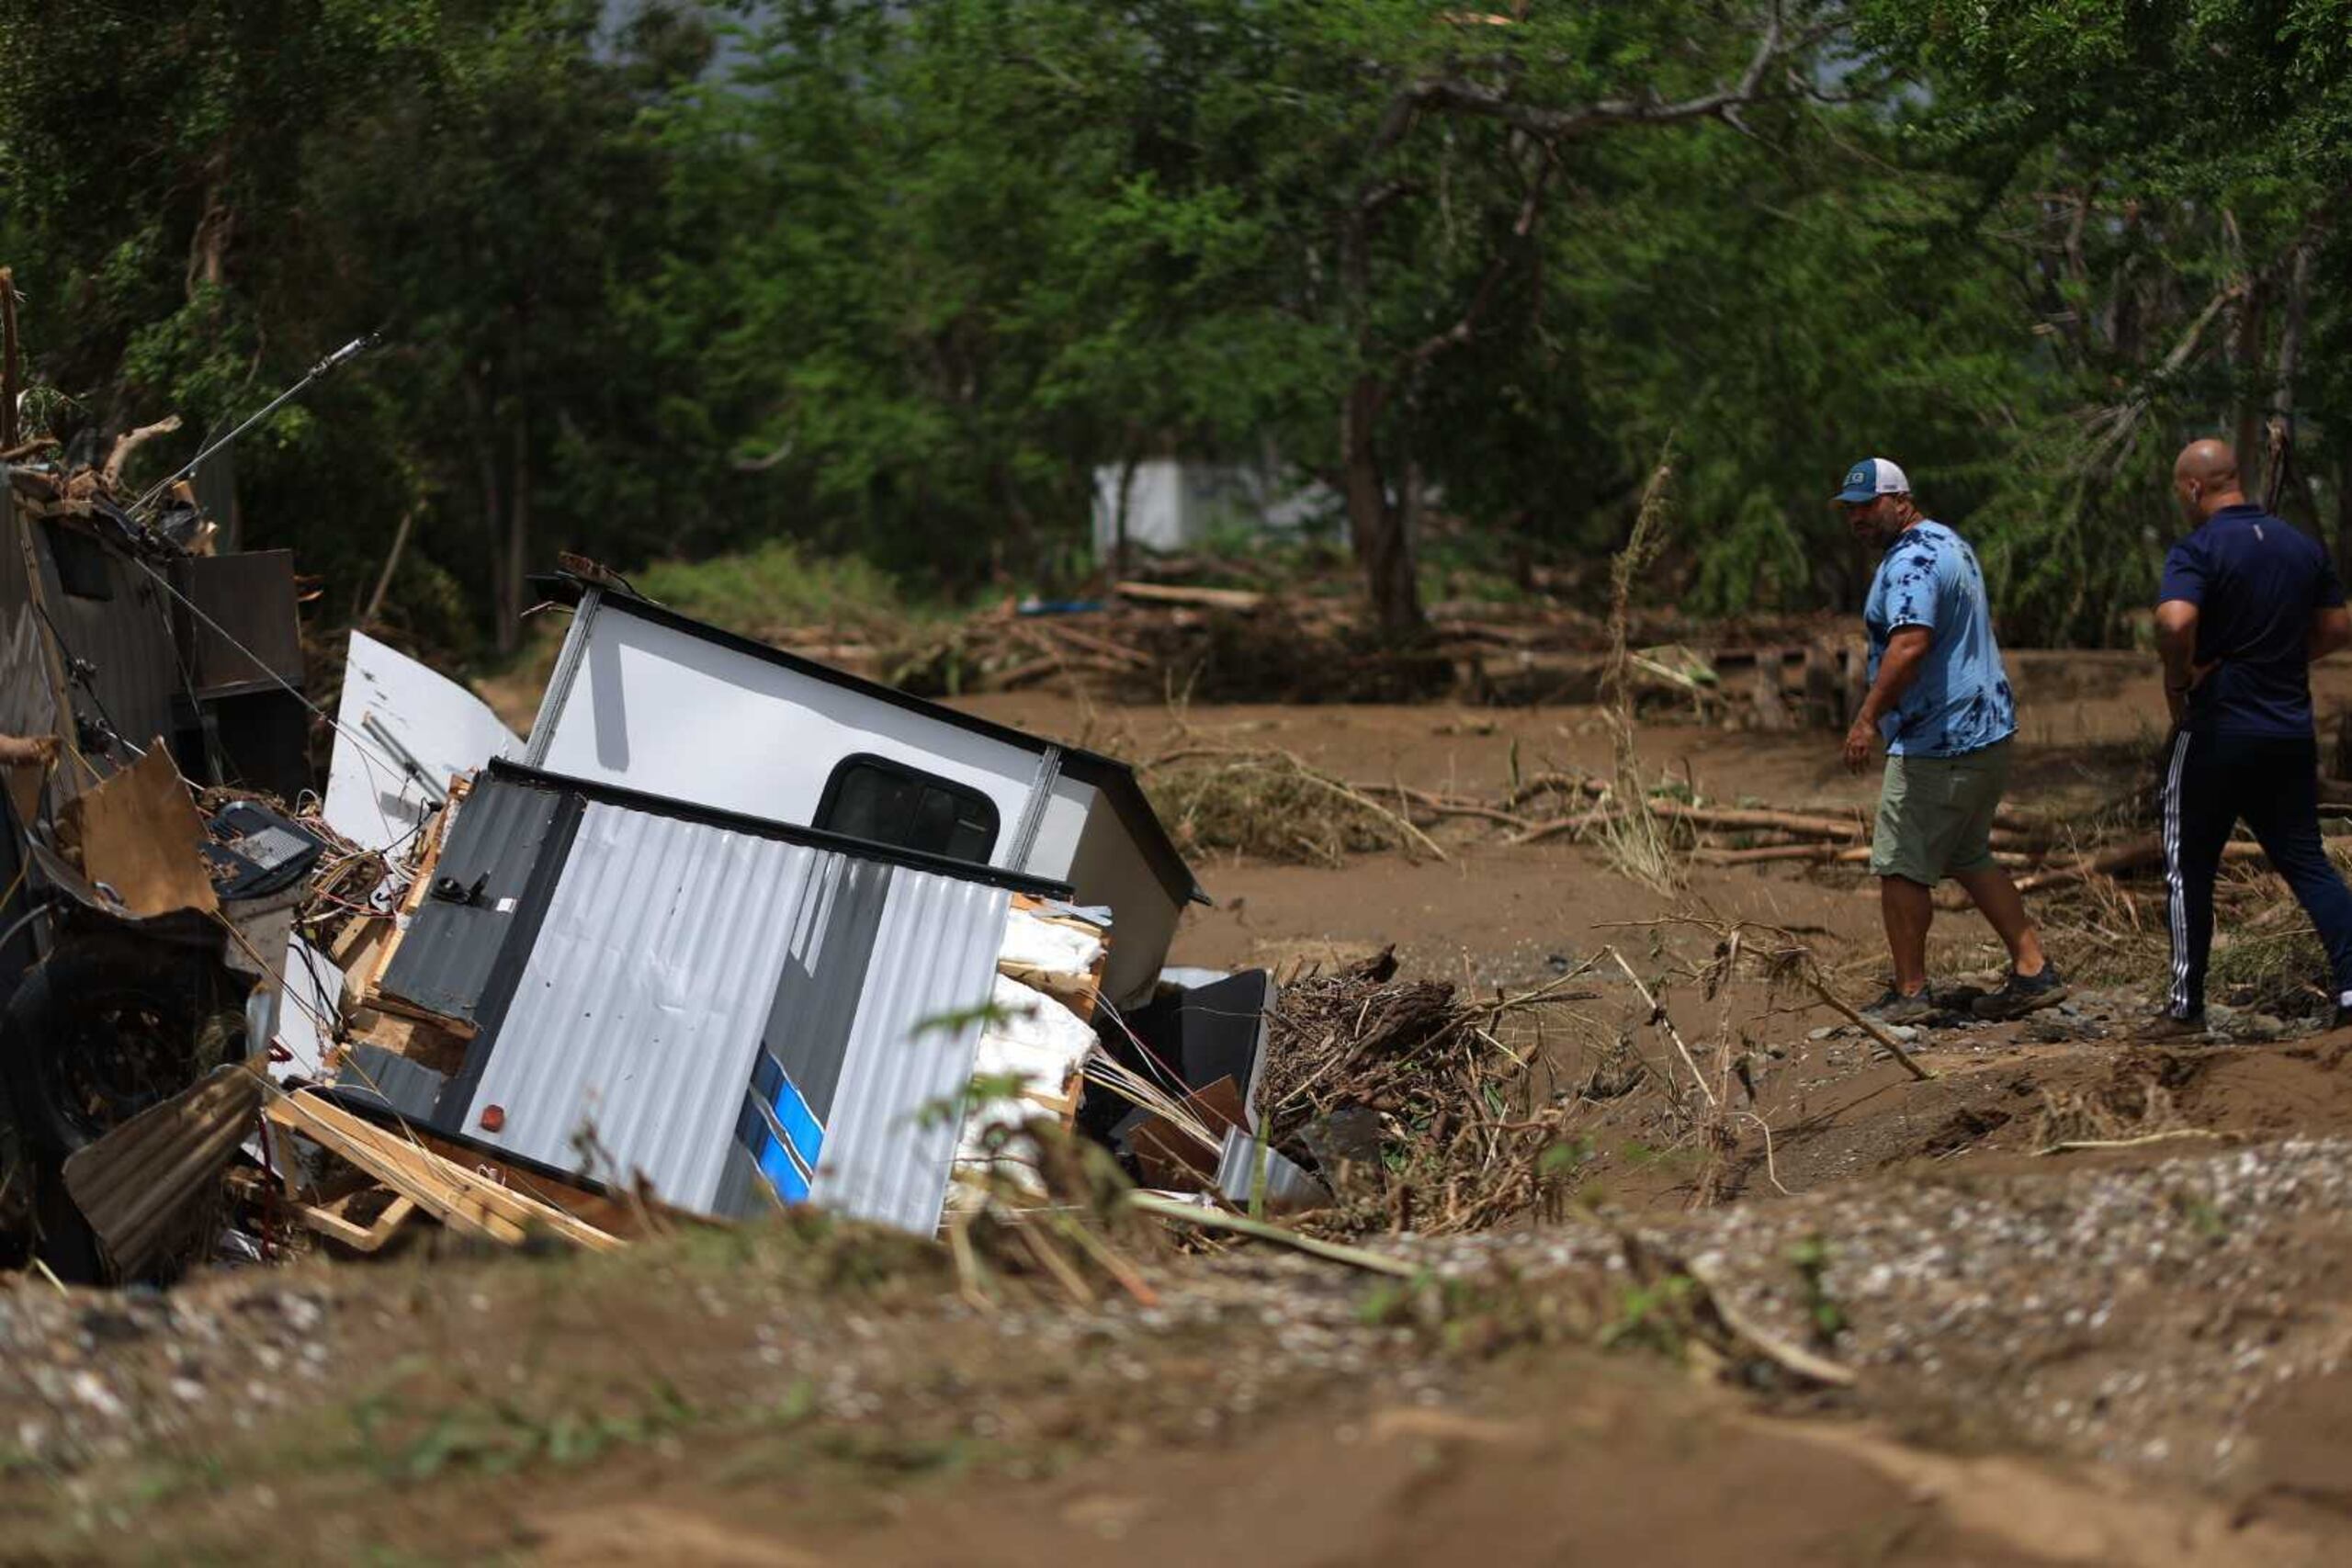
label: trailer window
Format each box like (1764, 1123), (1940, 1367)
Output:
(814, 754), (999, 863)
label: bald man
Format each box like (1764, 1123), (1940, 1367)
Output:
(2148, 439), (2352, 1041)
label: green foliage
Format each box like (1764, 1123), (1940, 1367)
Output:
(633, 538), (929, 641)
(6, 1), (2351, 655)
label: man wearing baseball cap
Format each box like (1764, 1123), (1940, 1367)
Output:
(1836, 457), (2063, 1023)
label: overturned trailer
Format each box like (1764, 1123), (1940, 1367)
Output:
(515, 573), (1204, 1006)
(327, 762), (1056, 1232)
(293, 573), (1264, 1237)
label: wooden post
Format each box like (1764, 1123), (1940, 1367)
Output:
(1803, 641), (1839, 729)
(2333, 701), (2352, 783)
(1842, 639), (1870, 727)
(1749, 649), (1792, 730)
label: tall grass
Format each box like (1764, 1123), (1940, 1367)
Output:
(1595, 454), (1687, 895)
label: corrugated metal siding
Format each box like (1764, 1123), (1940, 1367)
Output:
(40, 543), (181, 785)
(0, 496), (180, 802)
(464, 803), (826, 1209)
(62, 1062), (266, 1279)
(379, 779), (572, 1024)
(808, 873), (1008, 1234)
(454, 796), (1010, 1229)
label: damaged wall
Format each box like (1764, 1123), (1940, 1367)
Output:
(365, 766), (1033, 1234)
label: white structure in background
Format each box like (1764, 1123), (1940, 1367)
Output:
(1091, 457), (1335, 561)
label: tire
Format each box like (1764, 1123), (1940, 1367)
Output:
(0, 935), (222, 1163)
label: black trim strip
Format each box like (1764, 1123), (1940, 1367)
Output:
(527, 572), (1204, 905)
(481, 757), (1073, 899)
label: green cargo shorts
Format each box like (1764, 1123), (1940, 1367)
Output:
(1870, 738), (2013, 886)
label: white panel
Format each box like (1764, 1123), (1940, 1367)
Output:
(808, 873), (1009, 1234)
(1021, 773), (1095, 881)
(269, 935), (345, 1083)
(1068, 793), (1182, 1007)
(327, 631), (522, 851)
(534, 606), (1041, 864)
(469, 804), (821, 1208)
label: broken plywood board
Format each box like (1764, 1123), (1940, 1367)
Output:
(1001, 896), (1110, 1021)
(61, 743), (217, 917)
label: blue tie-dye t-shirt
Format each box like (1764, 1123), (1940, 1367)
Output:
(1862, 520), (2016, 758)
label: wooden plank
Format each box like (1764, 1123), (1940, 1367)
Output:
(340, 1008), (472, 1077)
(263, 1091), (623, 1253)
(294, 1192), (417, 1253)
(1114, 580), (1264, 613)
(397, 1123), (700, 1241)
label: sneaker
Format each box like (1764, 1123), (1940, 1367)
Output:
(1861, 987), (1937, 1025)
(2134, 1010), (2209, 1044)
(1971, 964), (2070, 1021)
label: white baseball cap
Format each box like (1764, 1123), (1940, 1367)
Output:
(1833, 457), (1909, 502)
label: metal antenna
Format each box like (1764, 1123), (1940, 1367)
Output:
(130, 332), (380, 517)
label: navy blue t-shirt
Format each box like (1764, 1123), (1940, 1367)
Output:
(2157, 504), (2346, 739)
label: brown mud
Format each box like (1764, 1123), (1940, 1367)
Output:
(17, 673), (2352, 1564)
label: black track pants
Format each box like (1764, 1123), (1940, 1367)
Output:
(2158, 730), (2352, 1019)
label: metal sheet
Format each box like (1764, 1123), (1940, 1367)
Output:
(453, 796), (1010, 1228)
(330, 1043), (447, 1122)
(807, 871), (1008, 1234)
(169, 551), (302, 694)
(464, 802), (826, 1208)
(379, 778), (574, 1024)
(531, 600), (1043, 866)
(62, 1062), (266, 1280)
(41, 543), (181, 792)
(327, 630), (525, 852)
(270, 934), (345, 1082)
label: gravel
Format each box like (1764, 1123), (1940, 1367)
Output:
(6, 1134), (2352, 1502)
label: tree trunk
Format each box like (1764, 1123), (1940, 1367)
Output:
(0, 267), (19, 451)
(1340, 374), (1423, 637)
(2267, 243), (2312, 521)
(501, 400), (529, 657)
(2231, 276), (2267, 466)
(1112, 448), (1140, 582)
(2337, 451), (2352, 576)
(460, 368), (506, 652)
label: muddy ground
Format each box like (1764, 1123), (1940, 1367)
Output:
(12, 655), (2352, 1565)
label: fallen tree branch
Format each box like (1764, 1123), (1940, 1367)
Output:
(1128, 1190), (1421, 1278)
(2034, 1128), (2229, 1157)
(1606, 946), (1717, 1107)
(1798, 975), (1934, 1082)
(101, 413), (184, 490)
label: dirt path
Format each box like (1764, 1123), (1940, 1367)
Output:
(17, 686), (2352, 1562)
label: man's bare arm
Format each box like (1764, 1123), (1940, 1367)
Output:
(2312, 605), (2352, 663)
(2155, 598), (2201, 726)
(1858, 626), (1932, 728)
(1843, 626), (1932, 772)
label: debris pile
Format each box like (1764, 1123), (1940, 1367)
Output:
(738, 571), (1855, 714)
(0, 486), (1361, 1283)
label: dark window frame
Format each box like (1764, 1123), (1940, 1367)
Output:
(812, 751), (1001, 864)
